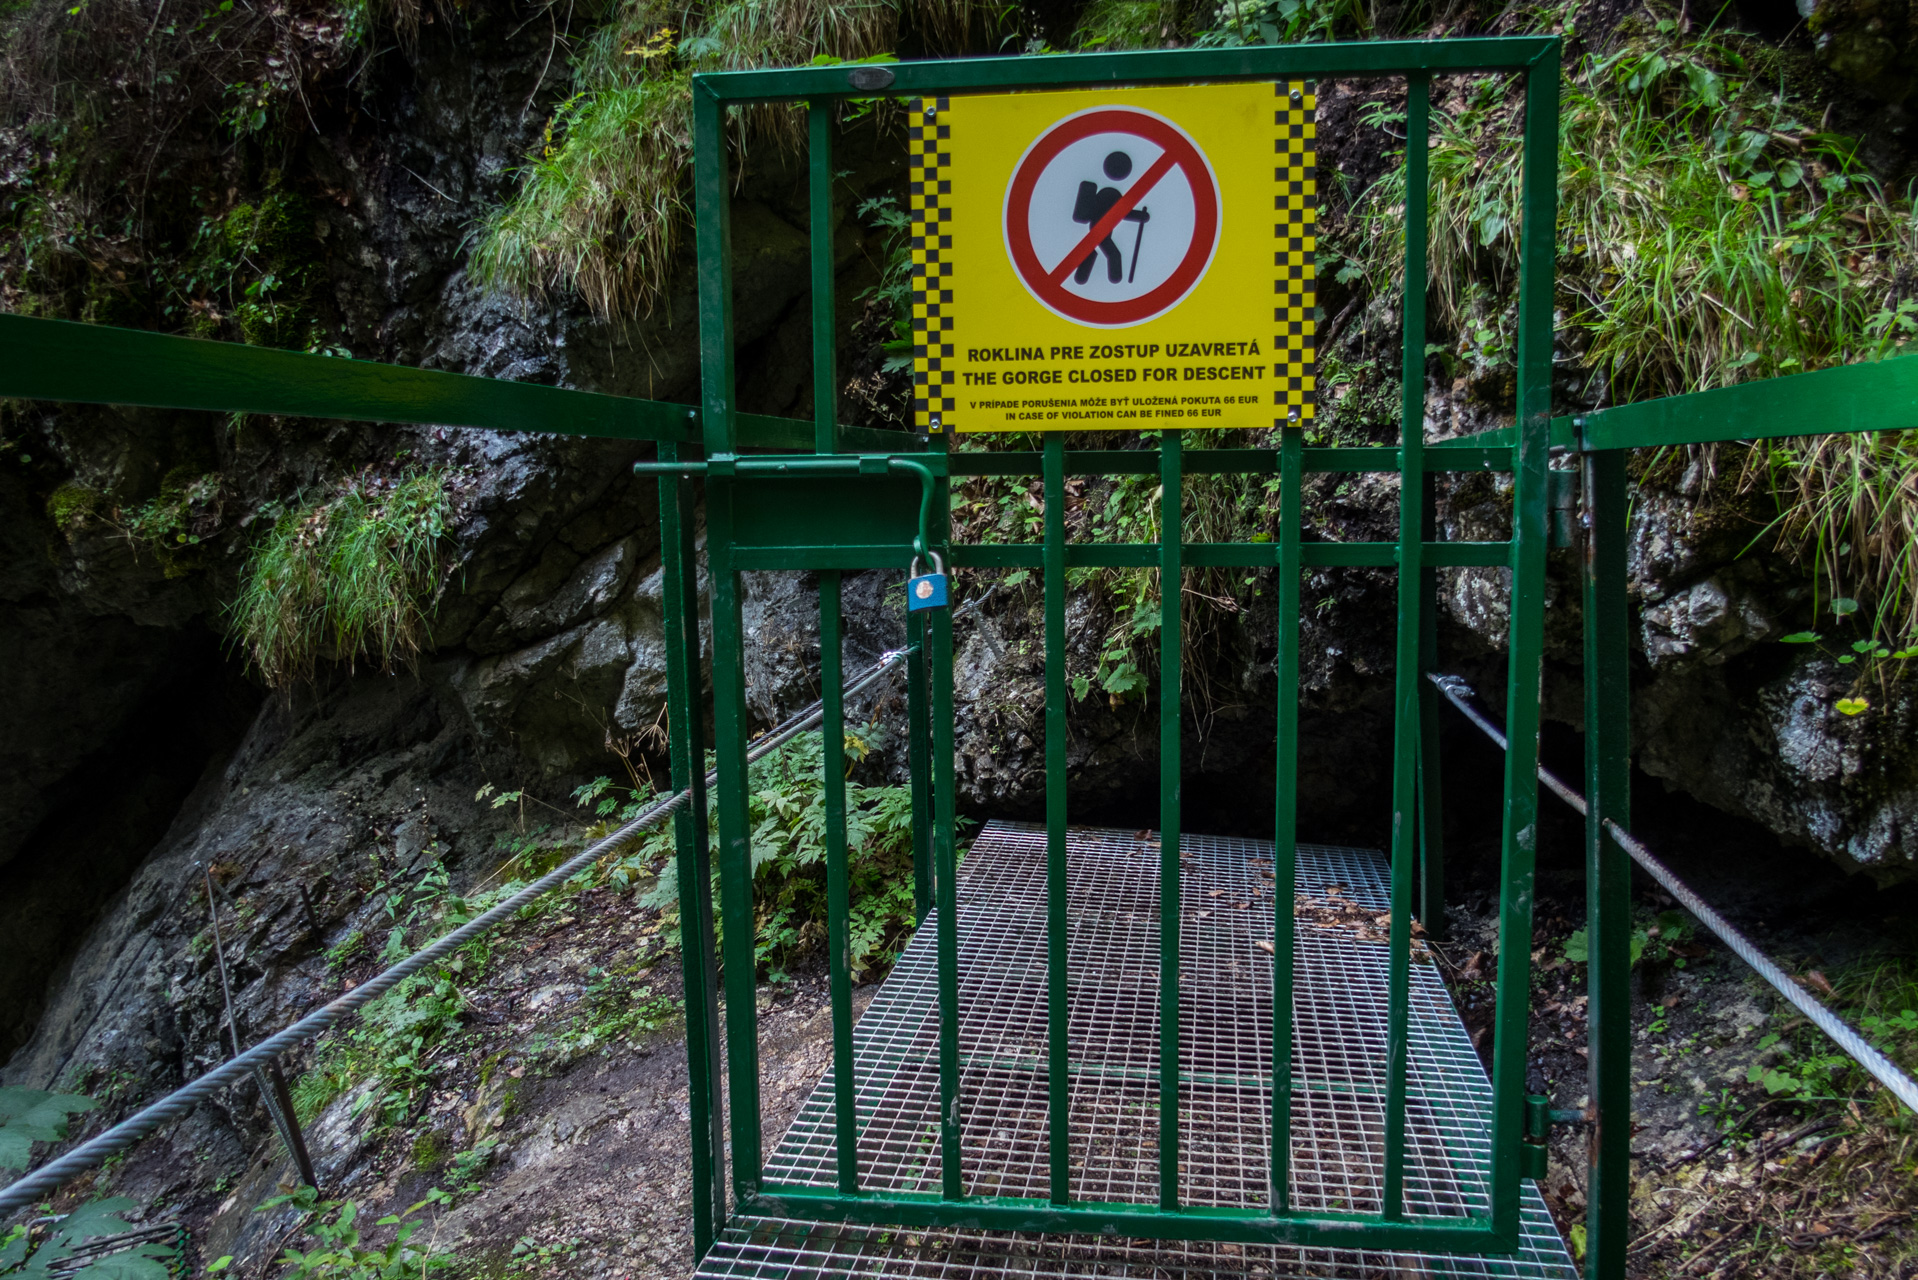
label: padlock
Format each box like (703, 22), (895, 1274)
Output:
(906, 551), (949, 612)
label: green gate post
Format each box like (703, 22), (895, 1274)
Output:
(1270, 421), (1304, 1215)
(1581, 448), (1632, 1280)
(1158, 429), (1185, 1212)
(1417, 468), (1447, 940)
(932, 548), (963, 1200)
(1043, 433), (1072, 1206)
(907, 611), (934, 923)
(809, 102), (840, 456)
(660, 444), (727, 1256)
(821, 572), (860, 1193)
(1488, 52), (1560, 1240)
(693, 76), (765, 1207)
(1383, 72), (1432, 1221)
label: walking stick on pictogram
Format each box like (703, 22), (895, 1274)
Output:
(1128, 216), (1148, 284)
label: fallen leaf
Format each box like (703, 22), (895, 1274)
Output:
(1255, 940), (1275, 954)
(1836, 696), (1869, 716)
(1803, 970), (1836, 996)
(1209, 889), (1226, 898)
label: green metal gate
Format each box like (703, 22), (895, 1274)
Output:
(7, 36), (1917, 1280)
(651, 36), (1566, 1261)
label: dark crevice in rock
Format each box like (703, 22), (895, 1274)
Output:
(0, 625), (260, 1061)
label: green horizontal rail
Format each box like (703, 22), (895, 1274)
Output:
(731, 540), (1511, 571)
(949, 446), (1512, 476)
(744, 1186), (1514, 1252)
(695, 37), (1557, 104)
(1570, 354), (1918, 450)
(0, 313), (692, 440)
(0, 313), (916, 453)
(1426, 420), (1577, 452)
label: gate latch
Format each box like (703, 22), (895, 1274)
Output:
(908, 551), (949, 612)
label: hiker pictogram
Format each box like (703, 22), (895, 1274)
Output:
(1071, 150), (1152, 285)
(1003, 106), (1221, 328)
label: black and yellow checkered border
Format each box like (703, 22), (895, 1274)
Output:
(909, 97), (955, 433)
(1275, 79), (1317, 426)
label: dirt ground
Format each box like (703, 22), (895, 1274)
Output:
(42, 794), (1914, 1280)
(70, 874), (875, 1280)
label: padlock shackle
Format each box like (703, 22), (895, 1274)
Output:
(888, 458), (939, 560)
(907, 549), (947, 581)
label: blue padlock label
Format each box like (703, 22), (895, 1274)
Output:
(907, 573), (949, 612)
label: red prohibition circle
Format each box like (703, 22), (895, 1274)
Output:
(1003, 108), (1220, 328)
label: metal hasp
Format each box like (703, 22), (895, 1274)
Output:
(680, 34), (1567, 1268)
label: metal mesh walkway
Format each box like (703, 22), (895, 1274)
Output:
(696, 822), (1577, 1279)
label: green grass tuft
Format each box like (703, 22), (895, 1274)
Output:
(230, 468), (452, 688)
(471, 66), (693, 319)
(1348, 13), (1918, 653)
(1072, 0), (1181, 49)
(473, 0), (988, 319)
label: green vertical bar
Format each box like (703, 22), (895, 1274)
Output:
(707, 479), (762, 1201)
(907, 609), (933, 924)
(661, 444), (725, 1256)
(1582, 448), (1631, 1280)
(933, 583), (962, 1200)
(820, 571), (859, 1194)
(1418, 475), (1447, 941)
(1270, 423), (1303, 1216)
(929, 434), (962, 1201)
(1490, 48), (1561, 1240)
(808, 102), (839, 455)
(1043, 432), (1071, 1206)
(1158, 429), (1183, 1212)
(1382, 72), (1430, 1223)
(694, 82), (736, 458)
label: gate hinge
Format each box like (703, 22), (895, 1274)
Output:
(1522, 1094), (1590, 1179)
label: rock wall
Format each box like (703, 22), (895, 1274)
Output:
(4, 1), (1915, 1157)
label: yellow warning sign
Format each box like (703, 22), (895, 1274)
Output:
(909, 80), (1316, 434)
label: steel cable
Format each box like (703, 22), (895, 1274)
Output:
(1428, 671), (1918, 1117)
(0, 584), (997, 1219)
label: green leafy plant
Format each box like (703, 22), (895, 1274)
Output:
(855, 195), (915, 374)
(442, 1137), (501, 1196)
(262, 1185), (455, 1280)
(641, 729), (935, 981)
(523, 966), (679, 1069)
(0, 1088), (95, 1169)
(229, 468), (452, 687)
(1561, 909), (1697, 969)
(1746, 1032), (1853, 1103)
(113, 470), (225, 565)
(1743, 956), (1918, 1116)
(1198, 0), (1370, 45)
(0, 1198), (175, 1279)
(503, 1234), (583, 1279)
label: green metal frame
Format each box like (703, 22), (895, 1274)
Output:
(682, 37), (1563, 1259)
(44, 34), (1918, 1277)
(4, 80), (1914, 1273)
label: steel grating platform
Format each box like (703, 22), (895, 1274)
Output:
(695, 822), (1577, 1279)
